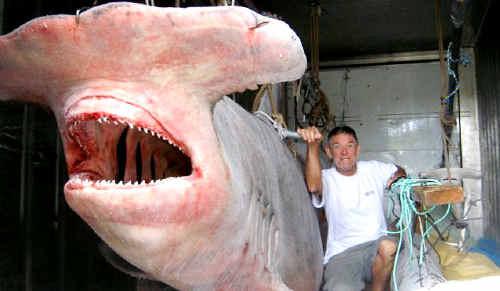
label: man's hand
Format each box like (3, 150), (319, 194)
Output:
(297, 126), (323, 145)
(387, 165), (407, 189)
(298, 127), (323, 194)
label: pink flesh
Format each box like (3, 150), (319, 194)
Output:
(0, 4), (305, 224)
(0, 3), (305, 106)
(0, 3), (307, 288)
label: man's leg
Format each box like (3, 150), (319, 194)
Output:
(371, 239), (397, 291)
(322, 244), (369, 291)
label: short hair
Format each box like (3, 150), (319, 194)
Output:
(327, 125), (359, 143)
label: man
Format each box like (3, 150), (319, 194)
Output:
(298, 125), (406, 291)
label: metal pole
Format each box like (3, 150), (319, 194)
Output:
(54, 135), (66, 291)
(0, 0), (4, 33)
(20, 105), (34, 291)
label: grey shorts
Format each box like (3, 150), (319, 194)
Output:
(322, 237), (392, 291)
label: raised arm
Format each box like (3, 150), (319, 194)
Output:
(297, 127), (323, 197)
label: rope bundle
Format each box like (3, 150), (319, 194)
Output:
(387, 178), (452, 291)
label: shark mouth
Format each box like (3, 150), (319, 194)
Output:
(60, 96), (221, 225)
(65, 113), (192, 187)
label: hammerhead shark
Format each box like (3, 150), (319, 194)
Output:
(0, 3), (323, 290)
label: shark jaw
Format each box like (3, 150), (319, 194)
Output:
(65, 111), (192, 186)
(58, 95), (233, 287)
(61, 95), (228, 227)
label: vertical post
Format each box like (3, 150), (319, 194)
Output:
(55, 136), (66, 291)
(20, 105), (35, 291)
(0, 0), (4, 33)
(459, 48), (483, 239)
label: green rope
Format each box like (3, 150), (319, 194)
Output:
(386, 178), (452, 291)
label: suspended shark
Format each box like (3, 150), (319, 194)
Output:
(0, 2), (323, 290)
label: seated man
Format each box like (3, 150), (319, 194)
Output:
(298, 125), (406, 291)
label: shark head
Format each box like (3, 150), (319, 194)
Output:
(0, 3), (307, 287)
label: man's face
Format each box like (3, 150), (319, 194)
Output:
(325, 133), (360, 176)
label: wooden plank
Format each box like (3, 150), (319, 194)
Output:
(413, 185), (464, 207)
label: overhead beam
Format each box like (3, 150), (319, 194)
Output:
(320, 50), (440, 68)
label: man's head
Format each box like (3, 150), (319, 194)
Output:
(324, 126), (360, 176)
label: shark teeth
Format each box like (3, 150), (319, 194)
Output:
(71, 115), (184, 153)
(72, 177), (172, 187)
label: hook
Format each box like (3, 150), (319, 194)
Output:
(75, 7), (91, 25)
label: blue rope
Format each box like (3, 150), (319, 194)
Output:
(442, 42), (460, 104)
(386, 178), (452, 291)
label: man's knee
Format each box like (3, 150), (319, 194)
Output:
(377, 239), (397, 260)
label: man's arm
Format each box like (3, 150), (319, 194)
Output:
(387, 165), (407, 189)
(297, 127), (323, 197)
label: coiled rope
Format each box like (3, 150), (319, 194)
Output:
(387, 178), (452, 291)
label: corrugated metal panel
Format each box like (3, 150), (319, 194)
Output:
(458, 48), (483, 240)
(475, 0), (500, 243)
(476, 45), (500, 243)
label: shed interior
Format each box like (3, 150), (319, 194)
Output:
(1, 0), (499, 290)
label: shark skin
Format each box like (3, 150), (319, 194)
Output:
(0, 2), (323, 290)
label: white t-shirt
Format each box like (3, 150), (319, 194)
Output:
(312, 160), (396, 264)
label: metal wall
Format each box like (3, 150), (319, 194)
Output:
(459, 48), (483, 240)
(475, 0), (500, 243)
(319, 61), (460, 176)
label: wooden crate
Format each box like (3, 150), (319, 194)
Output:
(413, 185), (464, 207)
